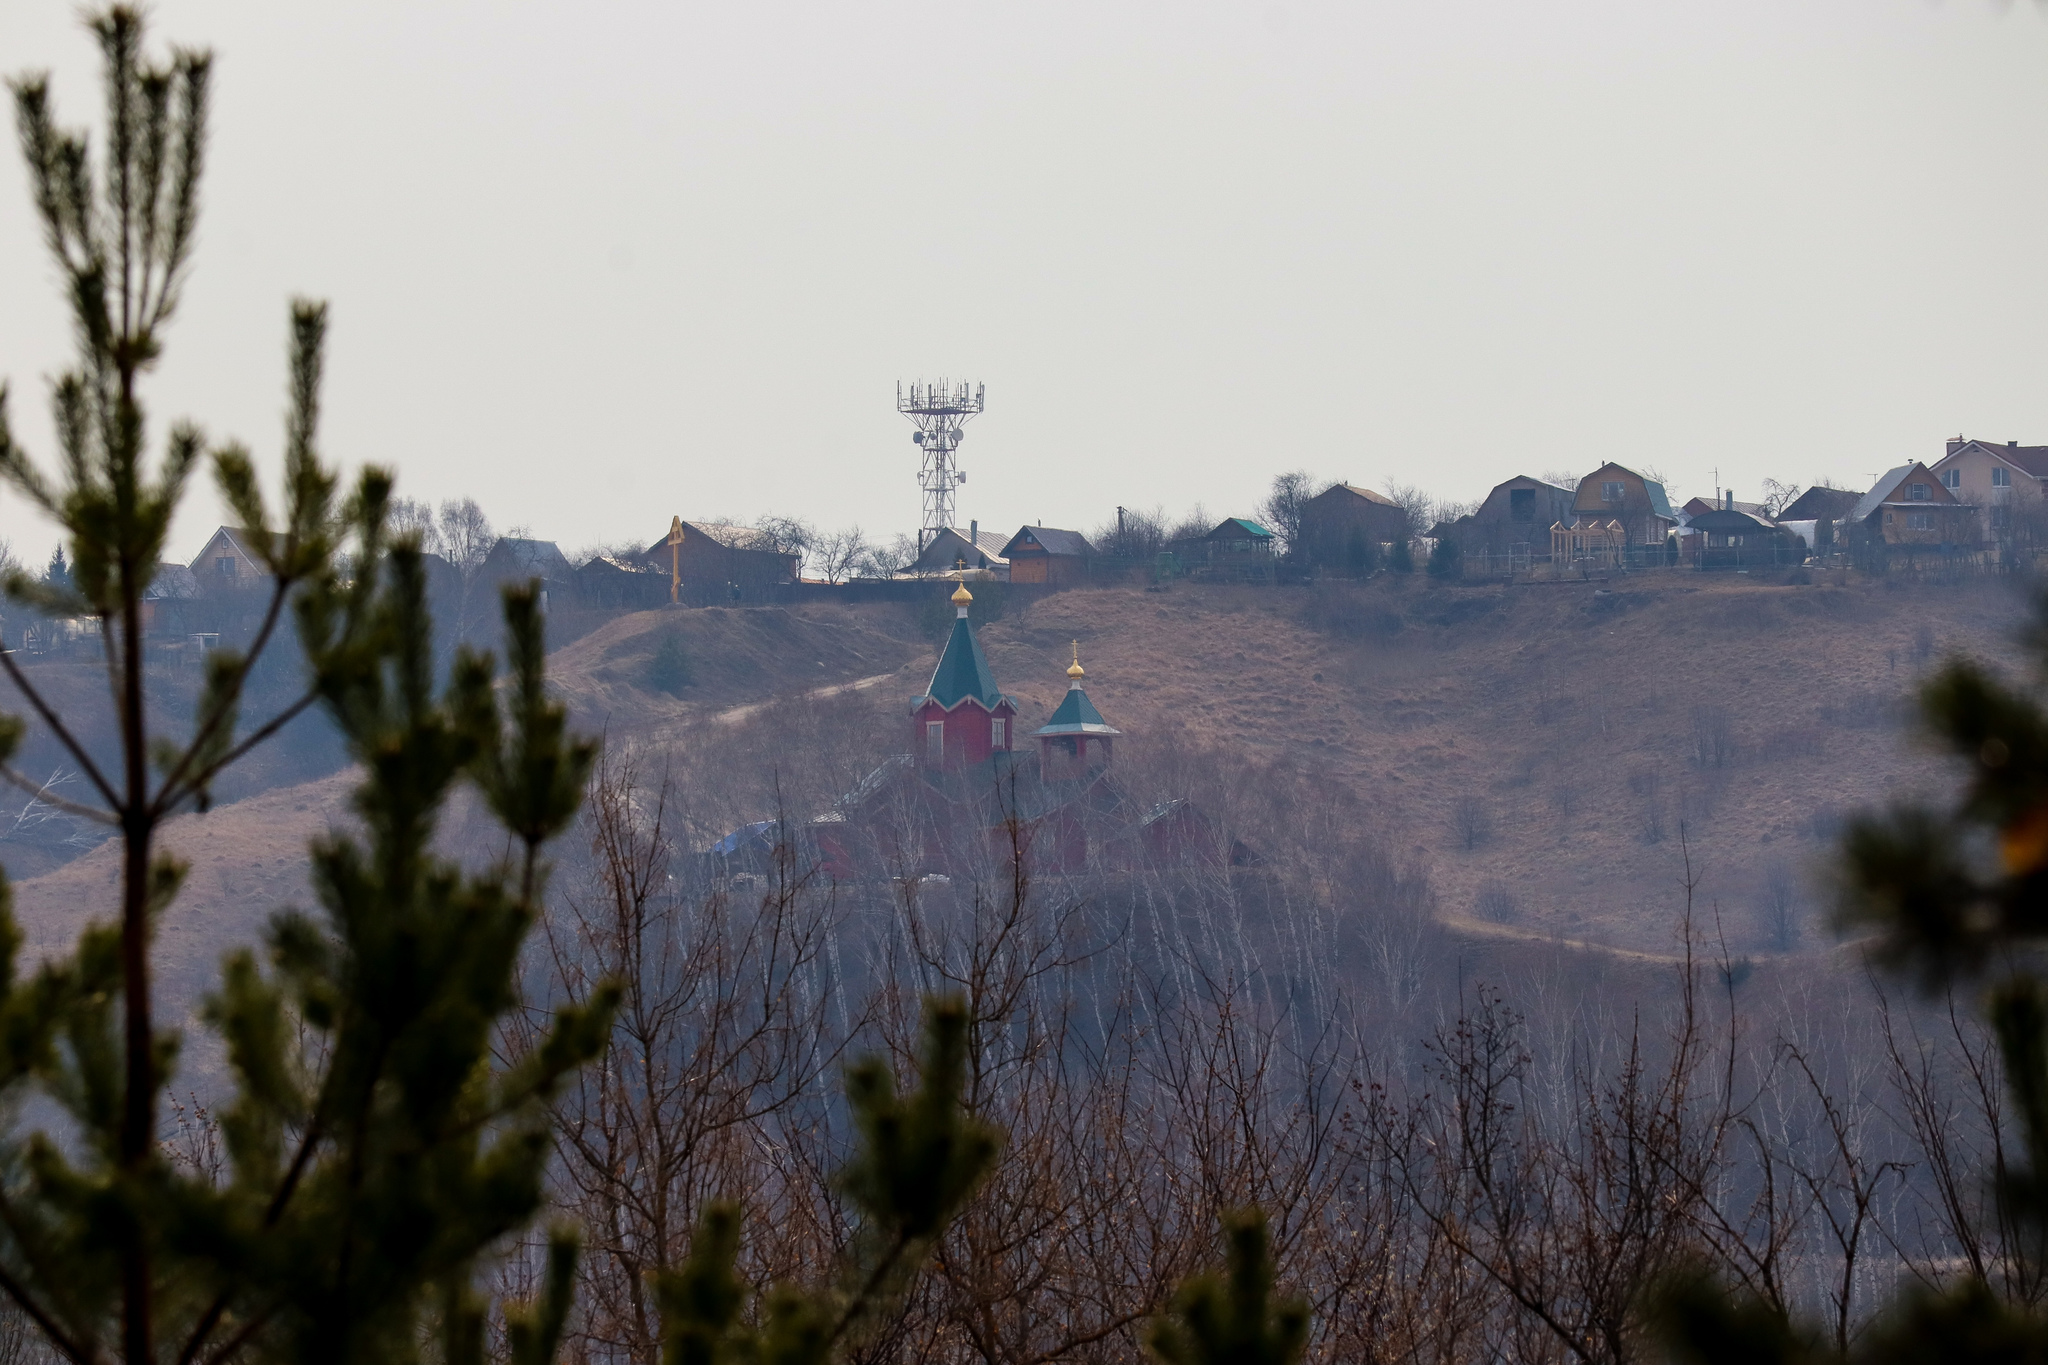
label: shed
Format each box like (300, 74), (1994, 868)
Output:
(999, 526), (1095, 585)
(1432, 476), (1575, 568)
(1298, 484), (1408, 572)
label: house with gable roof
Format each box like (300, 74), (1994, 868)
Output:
(1429, 476), (1575, 567)
(906, 524), (1011, 579)
(1930, 437), (2048, 542)
(1000, 526), (1094, 585)
(1844, 463), (1976, 551)
(188, 526), (276, 593)
(1299, 483), (1409, 572)
(636, 520), (800, 604)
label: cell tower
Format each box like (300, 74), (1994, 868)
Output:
(897, 379), (984, 550)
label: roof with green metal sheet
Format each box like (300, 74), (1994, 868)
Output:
(923, 616), (1009, 711)
(1034, 684), (1120, 737)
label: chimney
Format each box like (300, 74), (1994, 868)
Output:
(1724, 489), (1733, 512)
(1949, 435), (1966, 457)
(970, 519), (977, 546)
(2012, 440), (2021, 450)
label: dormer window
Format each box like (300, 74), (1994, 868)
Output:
(1909, 483), (1929, 501)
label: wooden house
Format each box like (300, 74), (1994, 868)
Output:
(1776, 486), (1862, 523)
(907, 524), (1011, 579)
(1431, 476), (1575, 566)
(576, 553), (669, 610)
(637, 521), (800, 605)
(1845, 463), (1976, 549)
(999, 526), (1095, 585)
(1298, 484), (1408, 572)
(1566, 463), (1677, 547)
(1680, 495), (1769, 522)
(1683, 502), (1807, 568)
(481, 537), (575, 611)
(1174, 518), (1276, 579)
(188, 527), (275, 593)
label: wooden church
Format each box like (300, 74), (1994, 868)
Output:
(806, 584), (1251, 880)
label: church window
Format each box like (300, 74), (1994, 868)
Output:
(926, 722), (944, 762)
(991, 718), (1006, 748)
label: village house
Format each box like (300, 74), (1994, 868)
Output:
(1929, 437), (2048, 543)
(1297, 484), (1408, 573)
(1000, 526), (1095, 585)
(1844, 462), (1976, 552)
(1563, 463), (1677, 548)
(576, 553), (669, 610)
(188, 526), (275, 593)
(1775, 486), (1862, 523)
(1430, 476), (1575, 568)
(636, 520), (800, 605)
(140, 562), (198, 638)
(1682, 494), (1807, 568)
(1679, 494), (1769, 521)
(480, 537), (575, 611)
(906, 523), (1011, 579)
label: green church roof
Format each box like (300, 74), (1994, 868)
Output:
(923, 616), (1008, 710)
(1034, 683), (1121, 737)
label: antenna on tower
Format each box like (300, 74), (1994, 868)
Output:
(897, 378), (984, 551)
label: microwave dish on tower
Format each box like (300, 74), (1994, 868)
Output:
(897, 379), (984, 550)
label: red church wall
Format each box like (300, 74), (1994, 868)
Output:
(914, 699), (1017, 771)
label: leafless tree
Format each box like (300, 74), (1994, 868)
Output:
(1691, 705), (1735, 769)
(1261, 471), (1322, 558)
(436, 495), (495, 571)
(529, 755), (853, 1363)
(384, 495), (442, 554)
(1759, 479), (1800, 518)
(812, 526), (871, 584)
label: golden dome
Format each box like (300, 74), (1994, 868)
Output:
(1067, 641), (1085, 679)
(950, 583), (974, 605)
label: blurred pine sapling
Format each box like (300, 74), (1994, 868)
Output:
(0, 11), (617, 1362)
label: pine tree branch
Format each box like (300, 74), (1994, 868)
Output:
(0, 1259), (94, 1365)
(0, 649), (119, 807)
(156, 686), (318, 817)
(149, 576), (294, 814)
(193, 1301), (276, 1365)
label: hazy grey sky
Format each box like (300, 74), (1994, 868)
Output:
(4, 0), (2048, 565)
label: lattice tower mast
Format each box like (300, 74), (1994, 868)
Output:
(897, 379), (984, 550)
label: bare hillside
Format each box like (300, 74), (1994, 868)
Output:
(965, 573), (2028, 954)
(2, 571), (2022, 1084)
